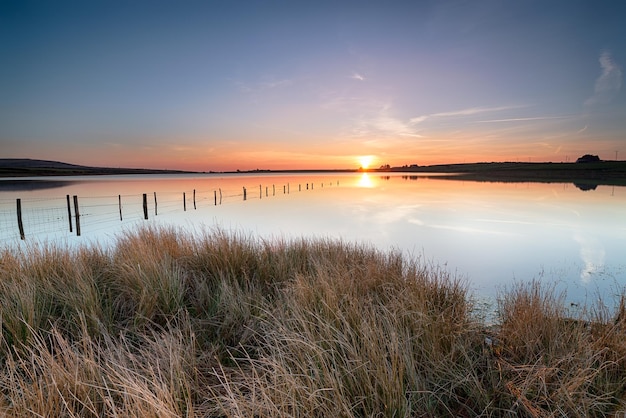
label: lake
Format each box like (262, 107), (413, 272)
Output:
(1, 172), (625, 308)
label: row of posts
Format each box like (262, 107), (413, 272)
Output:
(242, 182), (320, 200)
(14, 181), (339, 240)
(15, 195), (80, 239)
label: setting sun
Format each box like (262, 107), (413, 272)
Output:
(358, 155), (374, 170)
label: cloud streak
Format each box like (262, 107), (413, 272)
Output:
(585, 50), (622, 106)
(355, 103), (424, 139)
(409, 105), (523, 125)
(351, 72), (365, 81)
(474, 116), (570, 123)
(234, 78), (293, 93)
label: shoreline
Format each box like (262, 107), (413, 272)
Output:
(2, 158), (626, 186)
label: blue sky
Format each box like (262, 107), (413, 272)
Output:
(1, 0), (624, 170)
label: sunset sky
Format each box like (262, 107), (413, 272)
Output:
(1, 1), (625, 171)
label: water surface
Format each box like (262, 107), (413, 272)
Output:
(1, 172), (624, 306)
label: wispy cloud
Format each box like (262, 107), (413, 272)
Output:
(585, 50), (622, 106)
(351, 72), (366, 81)
(234, 78), (293, 93)
(356, 103), (423, 138)
(475, 116), (569, 123)
(575, 125), (588, 134)
(259, 79), (292, 89)
(409, 105), (523, 125)
(431, 105), (519, 118)
(321, 93), (424, 140)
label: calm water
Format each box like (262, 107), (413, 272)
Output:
(1, 172), (624, 306)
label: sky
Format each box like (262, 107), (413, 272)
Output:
(1, 0), (625, 171)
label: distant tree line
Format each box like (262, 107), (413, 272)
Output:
(576, 154), (601, 163)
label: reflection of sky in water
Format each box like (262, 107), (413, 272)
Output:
(1, 173), (624, 305)
(573, 235), (606, 284)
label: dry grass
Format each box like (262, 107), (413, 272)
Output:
(0, 225), (625, 416)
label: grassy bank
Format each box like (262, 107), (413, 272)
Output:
(1, 226), (625, 416)
(383, 161), (626, 187)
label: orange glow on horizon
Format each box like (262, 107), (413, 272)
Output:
(39, 139), (616, 173)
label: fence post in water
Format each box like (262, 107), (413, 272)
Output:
(143, 193), (148, 220)
(243, 187), (247, 200)
(66, 194), (73, 232)
(193, 189), (196, 210)
(154, 192), (157, 216)
(183, 192), (186, 211)
(288, 183), (290, 194)
(266, 186), (268, 197)
(299, 184), (301, 192)
(73, 195), (81, 236)
(118, 195), (123, 221)
(283, 185), (286, 194)
(16, 199), (25, 240)
(259, 184), (262, 199)
(273, 184), (275, 196)
(219, 188), (222, 204)
(214, 190), (217, 206)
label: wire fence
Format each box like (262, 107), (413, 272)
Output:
(0, 179), (340, 245)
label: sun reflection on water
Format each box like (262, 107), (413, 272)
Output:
(357, 173), (374, 188)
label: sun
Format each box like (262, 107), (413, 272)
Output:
(358, 155), (374, 170)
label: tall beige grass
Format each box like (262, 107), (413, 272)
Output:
(0, 225), (624, 416)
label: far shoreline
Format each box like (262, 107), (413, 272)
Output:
(1, 158), (625, 186)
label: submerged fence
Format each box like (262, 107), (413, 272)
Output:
(0, 179), (340, 244)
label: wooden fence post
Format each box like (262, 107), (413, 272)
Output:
(66, 194), (73, 232)
(259, 184), (262, 199)
(193, 189), (196, 210)
(154, 192), (158, 216)
(73, 195), (81, 236)
(214, 190), (217, 206)
(143, 194), (148, 220)
(243, 187), (247, 201)
(16, 199), (25, 240)
(183, 192), (186, 211)
(273, 184), (275, 196)
(266, 186), (268, 197)
(219, 188), (222, 204)
(118, 195), (123, 221)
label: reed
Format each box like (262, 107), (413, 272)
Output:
(0, 225), (625, 416)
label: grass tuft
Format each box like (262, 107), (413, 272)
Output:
(1, 225), (625, 416)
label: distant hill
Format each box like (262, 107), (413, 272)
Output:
(0, 159), (198, 177)
(3, 158), (625, 186)
(378, 161), (626, 186)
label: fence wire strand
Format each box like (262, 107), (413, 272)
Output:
(0, 180), (338, 243)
